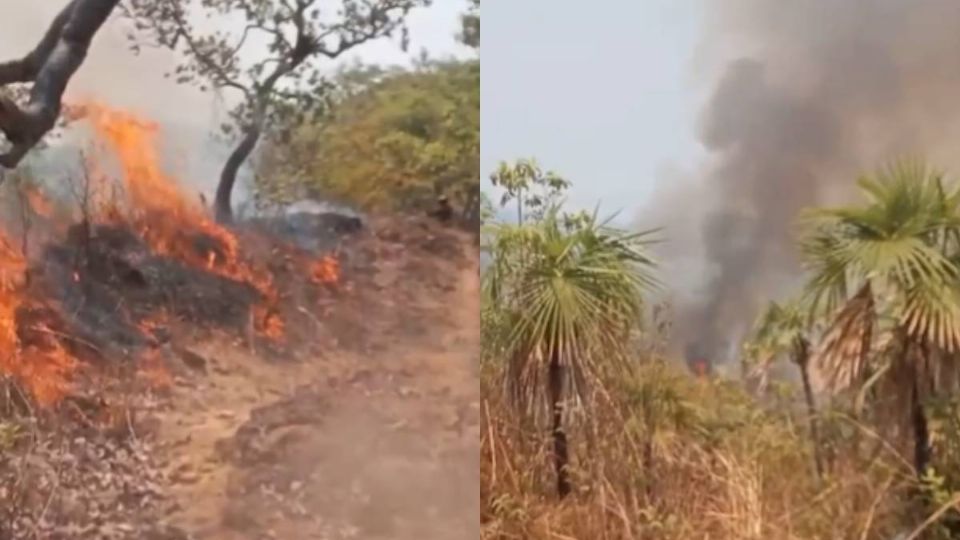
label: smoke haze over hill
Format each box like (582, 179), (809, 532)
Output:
(641, 0), (960, 367)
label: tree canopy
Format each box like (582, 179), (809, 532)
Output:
(254, 57), (479, 218)
(124, 0), (429, 222)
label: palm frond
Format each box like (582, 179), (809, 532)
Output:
(799, 157), (960, 400)
(484, 204), (659, 418)
(900, 278), (960, 352)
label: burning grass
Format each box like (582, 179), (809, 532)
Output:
(0, 103), (348, 406)
(83, 104), (287, 339)
(311, 254), (341, 285)
(0, 233), (78, 405)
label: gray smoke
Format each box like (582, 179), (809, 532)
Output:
(644, 0), (960, 367)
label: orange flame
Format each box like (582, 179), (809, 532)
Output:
(81, 103), (285, 341)
(253, 305), (285, 341)
(0, 234), (77, 405)
(310, 255), (340, 285)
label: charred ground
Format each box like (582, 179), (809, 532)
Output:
(0, 104), (478, 539)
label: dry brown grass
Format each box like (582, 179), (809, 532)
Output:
(480, 361), (946, 540)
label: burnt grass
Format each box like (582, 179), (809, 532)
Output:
(12, 210), (367, 368)
(37, 223), (261, 357)
(0, 209), (464, 538)
(5, 208), (461, 372)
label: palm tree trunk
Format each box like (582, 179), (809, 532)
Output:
(910, 371), (931, 479)
(548, 349), (571, 498)
(797, 348), (825, 480)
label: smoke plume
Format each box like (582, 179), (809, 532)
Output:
(645, 0), (960, 367)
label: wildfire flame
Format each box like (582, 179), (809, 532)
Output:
(252, 305), (285, 341)
(0, 100), (353, 404)
(311, 255), (340, 285)
(0, 234), (77, 405)
(81, 103), (285, 341)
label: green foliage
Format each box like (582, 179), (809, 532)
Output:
(255, 59), (479, 215)
(793, 158), (960, 528)
(480, 191), (495, 223)
(481, 157), (960, 538)
(125, 0), (427, 135)
(483, 201), (658, 415)
(124, 0), (429, 219)
(489, 158), (571, 224)
(622, 360), (698, 440)
(800, 159), (960, 330)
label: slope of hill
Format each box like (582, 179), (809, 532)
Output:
(0, 104), (479, 540)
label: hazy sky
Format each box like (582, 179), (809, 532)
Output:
(481, 1), (704, 221)
(4, 0), (706, 219)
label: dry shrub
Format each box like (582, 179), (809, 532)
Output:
(481, 360), (925, 540)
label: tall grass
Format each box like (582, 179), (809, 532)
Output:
(480, 359), (946, 540)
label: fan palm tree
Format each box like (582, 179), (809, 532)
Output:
(483, 206), (658, 497)
(798, 159), (960, 478)
(744, 298), (825, 479)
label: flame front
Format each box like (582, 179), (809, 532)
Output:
(0, 235), (77, 405)
(0, 102), (358, 404)
(81, 103), (285, 341)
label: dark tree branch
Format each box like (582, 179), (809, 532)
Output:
(160, 1), (251, 98)
(228, 24), (263, 57)
(0, 1), (75, 85)
(214, 124), (261, 222)
(0, 0), (121, 169)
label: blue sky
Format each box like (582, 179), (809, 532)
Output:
(481, 1), (705, 222)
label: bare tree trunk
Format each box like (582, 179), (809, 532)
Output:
(0, 0), (120, 168)
(213, 54), (299, 224)
(215, 124), (261, 224)
(547, 350), (571, 498)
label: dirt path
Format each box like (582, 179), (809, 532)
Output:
(155, 238), (479, 539)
